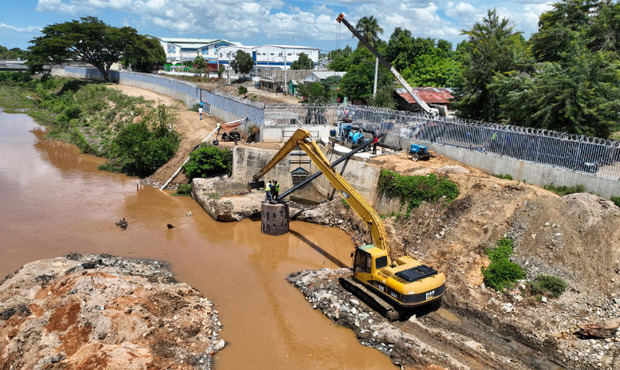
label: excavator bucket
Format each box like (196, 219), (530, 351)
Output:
(249, 180), (265, 190)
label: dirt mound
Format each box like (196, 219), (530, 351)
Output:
(0, 254), (224, 369)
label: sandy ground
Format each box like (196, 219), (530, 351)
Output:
(196, 80), (300, 105)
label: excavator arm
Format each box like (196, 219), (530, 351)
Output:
(252, 129), (390, 255)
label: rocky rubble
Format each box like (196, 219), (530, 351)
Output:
(0, 254), (224, 369)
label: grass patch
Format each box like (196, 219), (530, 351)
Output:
(493, 174), (513, 180)
(529, 275), (567, 298)
(544, 183), (585, 196)
(482, 238), (526, 292)
(340, 197), (350, 209)
(611, 195), (620, 208)
(378, 170), (459, 217)
(183, 144), (232, 180)
(175, 184), (192, 196)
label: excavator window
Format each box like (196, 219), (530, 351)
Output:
(353, 250), (371, 273)
(375, 256), (388, 269)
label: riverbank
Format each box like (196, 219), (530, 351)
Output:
(0, 253), (224, 368)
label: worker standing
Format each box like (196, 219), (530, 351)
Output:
(372, 136), (378, 154)
(265, 181), (273, 202)
(216, 121), (222, 136)
(198, 106), (203, 120)
(273, 180), (280, 201)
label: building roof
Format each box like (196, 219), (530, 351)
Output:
(158, 38), (234, 49)
(305, 71), (346, 81)
(395, 87), (453, 104)
(265, 44), (319, 50)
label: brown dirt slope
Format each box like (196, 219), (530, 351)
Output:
(0, 254), (224, 369)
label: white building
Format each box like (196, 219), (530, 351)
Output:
(217, 44), (319, 70)
(157, 37), (238, 63)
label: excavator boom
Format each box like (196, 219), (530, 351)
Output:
(252, 129), (389, 254)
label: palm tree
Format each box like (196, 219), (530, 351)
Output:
(355, 16), (384, 48)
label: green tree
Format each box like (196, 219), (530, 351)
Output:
(328, 46), (352, 71)
(193, 54), (207, 77)
(298, 82), (329, 104)
(340, 47), (392, 104)
(355, 16), (384, 48)
(290, 52), (314, 70)
(452, 9), (529, 121)
(230, 50), (253, 77)
(27, 17), (144, 81)
(0, 46), (28, 60)
(122, 35), (165, 73)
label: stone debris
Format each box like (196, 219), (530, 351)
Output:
(577, 318), (620, 339)
(0, 254), (224, 369)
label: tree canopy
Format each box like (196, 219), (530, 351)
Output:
(230, 50), (253, 76)
(122, 35), (166, 73)
(355, 16), (384, 48)
(290, 52), (314, 70)
(0, 46), (28, 60)
(27, 17), (164, 80)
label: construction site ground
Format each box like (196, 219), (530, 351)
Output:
(196, 79), (300, 105)
(112, 84), (619, 368)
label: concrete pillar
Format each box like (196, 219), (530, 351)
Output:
(261, 201), (289, 235)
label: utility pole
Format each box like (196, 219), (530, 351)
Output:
(373, 57), (378, 99)
(283, 49), (287, 95)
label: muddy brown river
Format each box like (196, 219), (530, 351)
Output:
(0, 111), (393, 369)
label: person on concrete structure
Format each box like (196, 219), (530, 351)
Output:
(198, 106), (203, 120)
(272, 180), (280, 201)
(216, 121), (222, 136)
(265, 181), (273, 202)
(372, 136), (379, 154)
(199, 100), (204, 109)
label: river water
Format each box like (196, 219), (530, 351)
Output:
(0, 110), (393, 369)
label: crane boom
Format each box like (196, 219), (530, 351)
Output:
(252, 129), (389, 254)
(336, 13), (433, 115)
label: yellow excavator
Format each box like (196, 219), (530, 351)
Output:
(252, 129), (446, 320)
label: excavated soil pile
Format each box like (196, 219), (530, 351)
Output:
(0, 254), (224, 369)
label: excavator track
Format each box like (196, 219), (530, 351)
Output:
(339, 276), (400, 321)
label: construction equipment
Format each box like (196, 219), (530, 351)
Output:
(409, 144), (431, 161)
(336, 13), (439, 116)
(252, 129), (446, 320)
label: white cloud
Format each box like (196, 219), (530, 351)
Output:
(0, 23), (41, 33)
(32, 0), (554, 47)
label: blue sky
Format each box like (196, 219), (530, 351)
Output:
(1, 0), (554, 51)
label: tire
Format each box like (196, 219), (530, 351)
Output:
(212, 139), (219, 146)
(411, 153), (419, 161)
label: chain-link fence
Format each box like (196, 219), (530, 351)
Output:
(264, 104), (620, 180)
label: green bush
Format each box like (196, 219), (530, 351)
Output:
(238, 86), (247, 95)
(493, 174), (513, 180)
(175, 184), (192, 196)
(183, 144), (232, 180)
(378, 170), (459, 216)
(544, 183), (585, 196)
(482, 238), (526, 291)
(611, 195), (620, 208)
(529, 275), (567, 298)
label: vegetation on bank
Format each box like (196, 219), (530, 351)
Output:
(378, 170), (459, 217)
(611, 196), (620, 208)
(0, 73), (178, 177)
(482, 238), (526, 291)
(183, 144), (232, 180)
(529, 275), (567, 298)
(543, 183), (586, 196)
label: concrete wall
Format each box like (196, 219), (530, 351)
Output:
(391, 137), (620, 198)
(231, 145), (381, 204)
(260, 125), (332, 143)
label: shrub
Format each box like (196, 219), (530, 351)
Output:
(175, 184), (192, 196)
(183, 144), (232, 180)
(544, 183), (585, 196)
(529, 275), (567, 298)
(482, 238), (526, 291)
(238, 86), (247, 95)
(611, 195), (620, 208)
(377, 170), (459, 216)
(340, 198), (350, 209)
(493, 174), (513, 180)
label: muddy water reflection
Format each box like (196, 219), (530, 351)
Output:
(0, 111), (393, 369)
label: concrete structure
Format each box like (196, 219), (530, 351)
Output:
(157, 37), (236, 63)
(258, 69), (313, 93)
(261, 202), (289, 235)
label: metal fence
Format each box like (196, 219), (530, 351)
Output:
(201, 89), (265, 126)
(265, 104), (620, 180)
